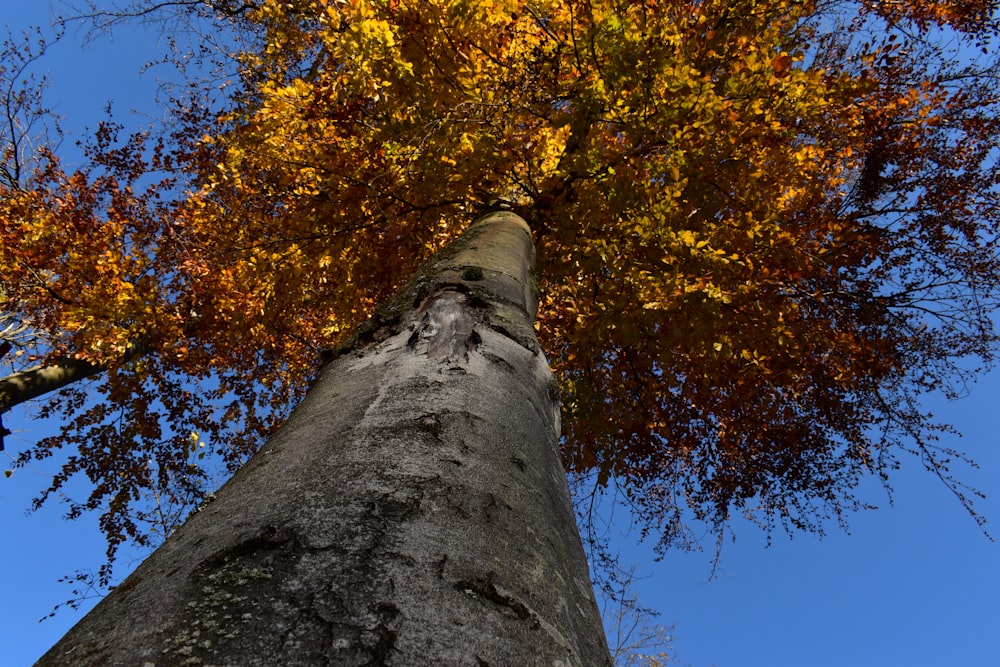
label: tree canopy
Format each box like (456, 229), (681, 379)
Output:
(2, 0), (999, 577)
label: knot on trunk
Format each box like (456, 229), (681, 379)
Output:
(408, 288), (481, 361)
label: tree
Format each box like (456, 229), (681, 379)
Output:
(2, 0), (999, 661)
(36, 210), (614, 665)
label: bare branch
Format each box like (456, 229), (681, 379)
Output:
(0, 341), (146, 449)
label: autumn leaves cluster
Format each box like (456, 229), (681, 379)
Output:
(2, 0), (998, 557)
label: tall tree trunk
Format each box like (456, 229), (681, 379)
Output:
(37, 211), (612, 666)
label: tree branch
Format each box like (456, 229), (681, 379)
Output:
(0, 341), (145, 449)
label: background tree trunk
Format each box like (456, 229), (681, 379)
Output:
(37, 211), (611, 666)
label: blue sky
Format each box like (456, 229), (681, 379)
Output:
(2, 3), (998, 666)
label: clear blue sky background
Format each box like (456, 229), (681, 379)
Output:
(2, 3), (998, 666)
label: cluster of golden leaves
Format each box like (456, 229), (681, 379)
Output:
(2, 0), (998, 556)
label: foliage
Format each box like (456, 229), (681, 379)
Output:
(2, 0), (999, 575)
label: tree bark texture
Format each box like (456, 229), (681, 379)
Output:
(37, 211), (612, 666)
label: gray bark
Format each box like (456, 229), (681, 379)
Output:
(37, 211), (612, 666)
